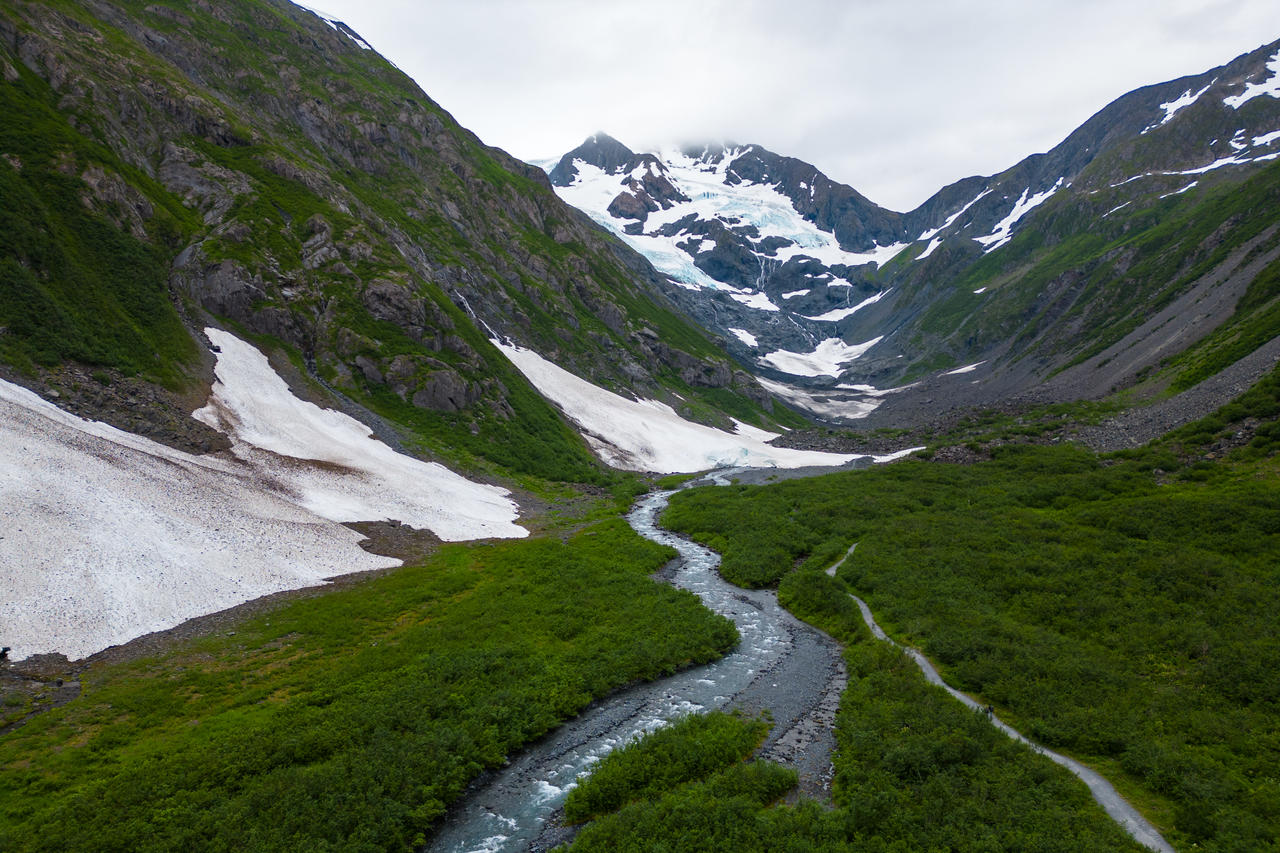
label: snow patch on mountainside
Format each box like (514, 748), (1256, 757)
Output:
(802, 289), (890, 323)
(729, 291), (781, 311)
(728, 328), (759, 347)
(762, 336), (883, 378)
(493, 340), (873, 472)
(917, 238), (944, 260)
(1112, 142), (1280, 189)
(1160, 180), (1199, 198)
(296, 4), (373, 49)
(755, 377), (884, 421)
(194, 329), (525, 541)
(916, 188), (995, 259)
(1143, 81), (1214, 133)
(1224, 49), (1280, 109)
(1179, 149), (1280, 174)
(0, 331), (528, 661)
(919, 189), (992, 242)
(975, 180), (1064, 252)
(0, 379), (396, 662)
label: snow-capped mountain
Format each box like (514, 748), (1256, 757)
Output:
(546, 37), (1280, 420)
(548, 136), (909, 394)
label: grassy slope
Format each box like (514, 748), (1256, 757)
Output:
(899, 156), (1280, 384)
(0, 520), (736, 853)
(0, 0), (792, 487)
(661, 368), (1280, 852)
(0, 46), (199, 385)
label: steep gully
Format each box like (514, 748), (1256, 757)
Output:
(427, 473), (1171, 853)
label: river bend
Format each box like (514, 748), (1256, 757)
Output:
(426, 486), (843, 852)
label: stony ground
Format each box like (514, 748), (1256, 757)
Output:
(0, 360), (229, 455)
(777, 336), (1280, 458)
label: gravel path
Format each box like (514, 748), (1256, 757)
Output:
(843, 588), (1174, 853)
(824, 540), (1173, 850)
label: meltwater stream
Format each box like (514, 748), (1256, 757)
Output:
(425, 471), (1172, 853)
(426, 483), (843, 853)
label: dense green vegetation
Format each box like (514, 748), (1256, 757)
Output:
(662, 378), (1280, 851)
(561, 575), (1142, 852)
(0, 521), (736, 852)
(827, 632), (1145, 851)
(563, 711), (769, 824)
(0, 55), (197, 384)
(563, 761), (800, 852)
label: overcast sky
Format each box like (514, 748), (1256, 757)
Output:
(308, 1), (1277, 211)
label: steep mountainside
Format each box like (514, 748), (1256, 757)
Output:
(0, 0), (791, 485)
(548, 39), (1280, 423)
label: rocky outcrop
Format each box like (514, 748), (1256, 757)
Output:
(548, 131), (637, 186)
(0, 0), (776, 466)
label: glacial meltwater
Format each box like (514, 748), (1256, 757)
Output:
(425, 483), (842, 852)
(426, 470), (1171, 853)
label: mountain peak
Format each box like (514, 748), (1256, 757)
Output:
(548, 131), (637, 185)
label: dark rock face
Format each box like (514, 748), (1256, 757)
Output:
(626, 155), (689, 207)
(693, 228), (761, 289)
(0, 0), (770, 451)
(544, 36), (1280, 422)
(607, 189), (654, 222)
(411, 368), (476, 412)
(548, 131), (637, 186)
(0, 362), (231, 456)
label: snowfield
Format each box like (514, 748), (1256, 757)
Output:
(762, 336), (883, 378)
(0, 378), (397, 662)
(754, 377), (884, 421)
(944, 361), (986, 376)
(552, 146), (911, 300)
(1224, 49), (1280, 109)
(975, 180), (1064, 252)
(194, 329), (525, 541)
(1142, 81), (1214, 133)
(0, 330), (524, 662)
(802, 289), (890, 323)
(493, 339), (911, 472)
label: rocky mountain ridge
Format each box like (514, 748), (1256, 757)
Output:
(0, 0), (795, 486)
(548, 38), (1280, 423)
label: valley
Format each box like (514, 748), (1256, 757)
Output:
(1, 1), (1278, 851)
